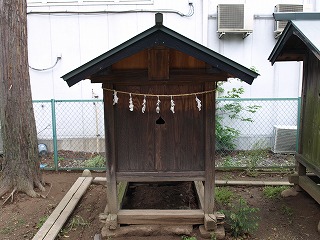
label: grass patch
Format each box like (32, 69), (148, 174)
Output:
(66, 215), (89, 231)
(0, 218), (26, 234)
(60, 215), (89, 237)
(215, 187), (235, 206)
(36, 215), (48, 229)
(280, 204), (294, 217)
(181, 236), (197, 240)
(263, 186), (289, 199)
(0, 226), (13, 235)
(83, 155), (105, 168)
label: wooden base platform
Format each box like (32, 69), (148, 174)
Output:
(289, 155), (320, 204)
(100, 180), (226, 239)
(289, 174), (320, 204)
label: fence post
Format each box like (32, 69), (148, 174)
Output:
(296, 97), (301, 152)
(51, 99), (58, 171)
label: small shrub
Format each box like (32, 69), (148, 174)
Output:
(263, 186), (289, 199)
(222, 198), (259, 237)
(83, 155), (105, 168)
(243, 141), (269, 177)
(220, 156), (240, 168)
(215, 187), (235, 206)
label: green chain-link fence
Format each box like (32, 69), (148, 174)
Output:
(215, 98), (299, 169)
(33, 99), (105, 171)
(32, 98), (300, 171)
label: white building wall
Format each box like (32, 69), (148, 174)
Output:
(26, 0), (316, 100)
(26, 0), (316, 150)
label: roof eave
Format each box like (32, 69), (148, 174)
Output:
(62, 25), (258, 86)
(268, 22), (294, 65)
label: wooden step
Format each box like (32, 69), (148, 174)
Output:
(117, 209), (204, 225)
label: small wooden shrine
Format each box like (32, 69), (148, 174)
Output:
(269, 13), (320, 205)
(62, 13), (258, 237)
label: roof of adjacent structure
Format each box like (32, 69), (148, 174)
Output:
(269, 13), (320, 64)
(62, 15), (258, 87)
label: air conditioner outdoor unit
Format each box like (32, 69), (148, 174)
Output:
(271, 125), (297, 154)
(217, 4), (253, 38)
(274, 4), (311, 37)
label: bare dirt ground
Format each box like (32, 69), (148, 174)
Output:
(0, 171), (319, 240)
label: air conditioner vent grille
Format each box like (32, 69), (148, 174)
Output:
(275, 4), (304, 30)
(271, 125), (297, 154)
(218, 4), (244, 29)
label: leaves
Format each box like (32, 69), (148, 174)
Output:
(222, 198), (260, 237)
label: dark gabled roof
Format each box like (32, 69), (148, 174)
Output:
(269, 13), (320, 64)
(62, 19), (258, 87)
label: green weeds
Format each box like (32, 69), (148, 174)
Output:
(263, 186), (289, 199)
(215, 187), (235, 206)
(83, 155), (105, 168)
(36, 215), (48, 229)
(222, 198), (259, 237)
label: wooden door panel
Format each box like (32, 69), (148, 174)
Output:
(115, 84), (205, 172)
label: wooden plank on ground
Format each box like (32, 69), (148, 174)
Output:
(32, 177), (93, 240)
(299, 176), (320, 204)
(44, 177), (93, 240)
(32, 177), (86, 240)
(117, 209), (204, 225)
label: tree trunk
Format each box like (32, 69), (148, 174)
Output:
(0, 0), (45, 197)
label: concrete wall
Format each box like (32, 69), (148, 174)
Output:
(39, 137), (105, 153)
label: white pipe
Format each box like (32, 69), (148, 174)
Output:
(202, 0), (209, 46)
(92, 177), (293, 186)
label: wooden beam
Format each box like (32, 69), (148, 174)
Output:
(103, 84), (118, 214)
(204, 82), (215, 214)
(116, 171), (205, 182)
(32, 177), (93, 240)
(296, 153), (320, 177)
(117, 209), (204, 225)
(91, 69), (228, 84)
(194, 181), (204, 210)
(117, 181), (128, 210)
(298, 176), (320, 204)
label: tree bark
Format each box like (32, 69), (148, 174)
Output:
(0, 0), (45, 198)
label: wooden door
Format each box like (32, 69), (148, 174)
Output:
(115, 84), (205, 172)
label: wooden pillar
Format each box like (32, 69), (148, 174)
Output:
(204, 82), (215, 214)
(103, 83), (118, 214)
